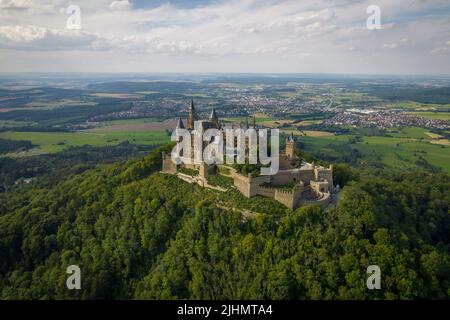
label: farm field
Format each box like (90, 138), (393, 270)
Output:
(390, 101), (450, 111)
(405, 111), (450, 121)
(93, 118), (176, 131)
(300, 127), (450, 173)
(0, 130), (170, 155)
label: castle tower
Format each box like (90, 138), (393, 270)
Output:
(209, 108), (219, 128)
(186, 99), (197, 130)
(285, 133), (296, 160)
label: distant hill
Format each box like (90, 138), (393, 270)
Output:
(86, 81), (201, 94)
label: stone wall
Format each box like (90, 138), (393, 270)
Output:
(233, 174), (270, 198)
(314, 166), (333, 186)
(256, 185), (276, 198)
(269, 170), (294, 186)
(274, 186), (303, 210)
(299, 191), (331, 209)
(310, 180), (329, 194)
(162, 152), (177, 173)
(297, 169), (315, 183)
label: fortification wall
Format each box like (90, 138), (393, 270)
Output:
(162, 153), (177, 173)
(300, 191), (331, 209)
(274, 186), (303, 210)
(233, 174), (270, 198)
(310, 180), (329, 193)
(256, 185), (276, 197)
(297, 169), (315, 183)
(269, 170), (294, 186)
(315, 167), (333, 186)
(279, 156), (292, 170)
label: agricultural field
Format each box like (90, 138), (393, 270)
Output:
(0, 120), (36, 128)
(300, 127), (450, 173)
(405, 111), (450, 121)
(92, 118), (176, 132)
(390, 101), (450, 111)
(0, 130), (170, 155)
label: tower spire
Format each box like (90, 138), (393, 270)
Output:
(187, 99), (197, 130)
(176, 117), (184, 129)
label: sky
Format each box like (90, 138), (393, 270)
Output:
(0, 0), (449, 75)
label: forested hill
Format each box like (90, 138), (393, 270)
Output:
(0, 146), (449, 299)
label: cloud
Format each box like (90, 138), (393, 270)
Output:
(0, 0), (32, 10)
(431, 40), (450, 55)
(0, 0), (449, 74)
(109, 0), (131, 11)
(0, 25), (105, 50)
(383, 38), (412, 49)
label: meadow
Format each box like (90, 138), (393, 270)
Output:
(405, 111), (450, 121)
(0, 130), (170, 155)
(300, 127), (450, 173)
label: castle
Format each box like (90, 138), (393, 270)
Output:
(162, 100), (334, 210)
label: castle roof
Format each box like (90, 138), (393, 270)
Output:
(176, 117), (184, 129)
(209, 108), (218, 120)
(287, 132), (295, 142)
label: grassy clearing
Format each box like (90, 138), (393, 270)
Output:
(301, 129), (450, 173)
(91, 119), (177, 132)
(0, 130), (170, 155)
(388, 127), (431, 139)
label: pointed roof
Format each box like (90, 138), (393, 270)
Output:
(189, 99), (195, 111)
(288, 132), (295, 142)
(176, 117), (184, 129)
(209, 108), (217, 120)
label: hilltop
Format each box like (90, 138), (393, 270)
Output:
(0, 146), (449, 299)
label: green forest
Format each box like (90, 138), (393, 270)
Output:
(0, 145), (449, 299)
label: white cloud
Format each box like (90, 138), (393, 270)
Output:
(0, 0), (449, 74)
(383, 38), (412, 49)
(0, 0), (32, 10)
(431, 40), (450, 55)
(0, 25), (105, 50)
(109, 0), (131, 11)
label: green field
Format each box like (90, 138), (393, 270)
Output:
(301, 127), (450, 173)
(389, 101), (450, 111)
(0, 131), (170, 155)
(0, 120), (36, 128)
(405, 111), (450, 121)
(100, 117), (163, 125)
